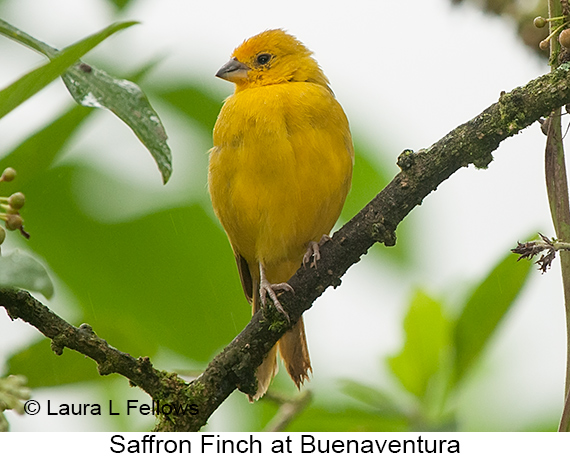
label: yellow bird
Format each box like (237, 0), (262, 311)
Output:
(208, 29), (354, 400)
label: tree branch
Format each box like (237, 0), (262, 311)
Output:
(3, 63), (570, 431)
(0, 289), (183, 400)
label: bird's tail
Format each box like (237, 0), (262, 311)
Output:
(278, 316), (312, 388)
(249, 345), (279, 402)
(249, 284), (278, 402)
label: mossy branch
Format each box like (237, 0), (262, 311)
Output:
(3, 62), (570, 431)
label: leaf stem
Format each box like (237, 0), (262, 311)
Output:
(546, 0), (570, 433)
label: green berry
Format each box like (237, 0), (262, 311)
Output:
(560, 29), (570, 48)
(5, 214), (23, 231)
(8, 192), (25, 210)
(540, 39), (550, 51)
(534, 17), (547, 28)
(0, 226), (6, 245)
(0, 167), (16, 182)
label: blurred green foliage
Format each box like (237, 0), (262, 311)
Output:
(284, 251), (534, 432)
(0, 250), (52, 297)
(0, 5), (547, 433)
(108, 0), (135, 12)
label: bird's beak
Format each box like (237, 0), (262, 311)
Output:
(216, 58), (250, 82)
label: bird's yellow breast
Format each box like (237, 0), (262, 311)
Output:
(208, 81), (353, 281)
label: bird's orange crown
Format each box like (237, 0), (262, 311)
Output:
(216, 29), (330, 91)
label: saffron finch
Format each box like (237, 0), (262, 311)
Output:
(208, 29), (354, 400)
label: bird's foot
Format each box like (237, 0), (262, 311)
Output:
(259, 265), (293, 322)
(260, 279), (293, 321)
(303, 234), (331, 269)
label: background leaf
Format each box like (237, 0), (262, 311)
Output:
(387, 290), (451, 400)
(9, 340), (100, 387)
(7, 162), (248, 386)
(286, 405), (409, 432)
(453, 250), (533, 384)
(340, 379), (407, 418)
(0, 21), (137, 119)
(341, 143), (412, 265)
(155, 84), (222, 133)
(106, 0), (135, 11)
(0, 105), (92, 188)
(341, 143), (392, 222)
(0, 250), (53, 298)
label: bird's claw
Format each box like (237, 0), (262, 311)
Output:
(303, 234), (331, 269)
(260, 280), (293, 322)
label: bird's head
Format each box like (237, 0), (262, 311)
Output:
(215, 29), (329, 92)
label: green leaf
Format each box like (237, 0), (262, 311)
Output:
(7, 339), (100, 387)
(106, 0), (135, 11)
(453, 250), (533, 384)
(7, 163), (248, 387)
(286, 405), (409, 432)
(341, 144), (391, 221)
(388, 290), (450, 400)
(0, 21), (137, 120)
(62, 64), (172, 184)
(340, 379), (407, 418)
(340, 143), (412, 265)
(0, 18), (170, 184)
(0, 250), (53, 298)
(155, 84), (222, 133)
(0, 105), (92, 188)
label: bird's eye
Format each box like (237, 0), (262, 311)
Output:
(256, 53), (272, 65)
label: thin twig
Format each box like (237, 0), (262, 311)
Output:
(0, 288), (179, 399)
(263, 390), (312, 432)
